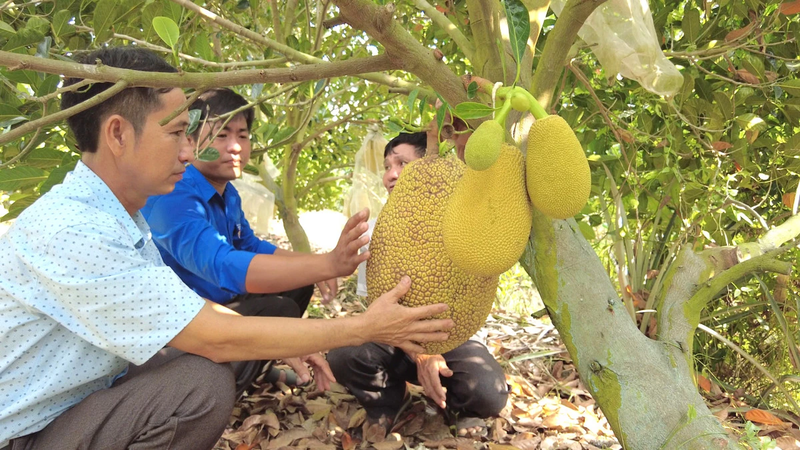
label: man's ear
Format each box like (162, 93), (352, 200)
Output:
(102, 114), (134, 157)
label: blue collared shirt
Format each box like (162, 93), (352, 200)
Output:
(0, 162), (204, 445)
(142, 165), (277, 304)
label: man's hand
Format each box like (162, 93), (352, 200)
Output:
(327, 208), (370, 277)
(415, 353), (452, 409)
(316, 278), (338, 304)
(362, 276), (453, 355)
(284, 353), (336, 391)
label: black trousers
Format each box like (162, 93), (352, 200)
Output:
(225, 285), (314, 397)
(327, 340), (509, 421)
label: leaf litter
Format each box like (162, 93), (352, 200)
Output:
(214, 234), (799, 449)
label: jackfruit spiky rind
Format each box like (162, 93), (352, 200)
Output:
(367, 155), (499, 354)
(464, 120), (504, 171)
(526, 115), (591, 219)
(443, 144), (532, 277)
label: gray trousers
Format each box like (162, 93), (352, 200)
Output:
(9, 354), (235, 450)
(327, 340), (509, 422)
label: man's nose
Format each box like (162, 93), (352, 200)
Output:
(179, 135), (195, 164)
(228, 141), (242, 154)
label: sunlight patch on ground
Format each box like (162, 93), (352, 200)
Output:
(269, 209), (348, 251)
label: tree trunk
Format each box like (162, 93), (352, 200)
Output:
(520, 212), (738, 449)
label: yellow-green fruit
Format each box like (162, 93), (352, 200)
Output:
(443, 144), (532, 277)
(464, 120), (504, 171)
(526, 115), (591, 219)
(510, 93), (531, 112)
(367, 155), (499, 354)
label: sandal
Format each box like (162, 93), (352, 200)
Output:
(263, 365), (306, 386)
(455, 416), (488, 439)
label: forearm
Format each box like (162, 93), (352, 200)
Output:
(244, 252), (336, 293)
(170, 301), (368, 362)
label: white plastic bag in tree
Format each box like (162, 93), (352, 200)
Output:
(231, 172), (276, 237)
(343, 126), (388, 220)
(550, 0), (683, 97)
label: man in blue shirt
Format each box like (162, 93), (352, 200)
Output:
(0, 47), (454, 450)
(142, 88), (346, 394)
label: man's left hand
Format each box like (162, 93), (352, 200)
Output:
(285, 353), (336, 392)
(415, 353), (452, 409)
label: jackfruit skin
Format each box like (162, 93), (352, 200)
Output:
(367, 155), (499, 354)
(526, 115), (591, 219)
(465, 120), (504, 171)
(443, 144), (532, 277)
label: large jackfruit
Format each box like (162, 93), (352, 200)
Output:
(526, 115), (591, 219)
(443, 143), (532, 277)
(367, 155), (499, 354)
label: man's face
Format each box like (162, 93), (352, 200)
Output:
(383, 143), (421, 193)
(191, 114), (251, 185)
(128, 88), (193, 197)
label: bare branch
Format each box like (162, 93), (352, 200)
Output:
(0, 50), (401, 89)
(0, 81), (129, 147)
(170, 0), (419, 91)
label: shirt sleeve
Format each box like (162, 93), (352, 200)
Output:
(146, 192), (256, 295)
(23, 224), (205, 366)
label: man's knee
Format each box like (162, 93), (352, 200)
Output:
(173, 355), (236, 423)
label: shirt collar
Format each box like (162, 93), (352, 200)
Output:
(69, 161), (150, 249)
(185, 164), (227, 202)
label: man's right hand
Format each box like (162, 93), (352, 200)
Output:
(327, 208), (371, 277)
(362, 276), (453, 355)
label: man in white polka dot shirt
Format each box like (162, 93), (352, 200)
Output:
(0, 47), (453, 450)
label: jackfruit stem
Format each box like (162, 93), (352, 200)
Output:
(494, 94), (513, 127)
(513, 87), (548, 120)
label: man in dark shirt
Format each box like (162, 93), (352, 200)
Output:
(143, 88), (351, 394)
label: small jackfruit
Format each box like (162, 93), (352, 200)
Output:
(465, 120), (504, 171)
(367, 155), (499, 354)
(526, 116), (591, 219)
(442, 143), (532, 277)
(510, 93), (531, 112)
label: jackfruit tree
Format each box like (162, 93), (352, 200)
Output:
(0, 0), (798, 447)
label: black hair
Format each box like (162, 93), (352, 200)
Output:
(384, 132), (427, 158)
(61, 47), (178, 153)
(189, 88), (253, 139)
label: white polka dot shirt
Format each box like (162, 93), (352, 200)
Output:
(0, 161), (205, 445)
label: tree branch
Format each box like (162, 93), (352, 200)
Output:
(332, 0), (470, 108)
(0, 50), (400, 89)
(530, 0), (607, 107)
(413, 0), (475, 61)
(0, 81), (128, 147)
(171, 0), (419, 91)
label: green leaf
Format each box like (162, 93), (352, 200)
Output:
(2, 28), (44, 52)
(0, 21), (16, 39)
(0, 166), (47, 191)
(779, 79), (800, 97)
(407, 88), (420, 112)
(193, 33), (213, 61)
(39, 160), (76, 194)
(436, 102), (447, 136)
(26, 148), (67, 169)
(502, 0), (530, 82)
(197, 146), (220, 162)
(1, 194), (38, 221)
(92, 0), (119, 43)
(36, 74), (59, 96)
(682, 9), (700, 42)
(186, 109), (201, 135)
(467, 81), (478, 99)
(152, 16), (180, 49)
(453, 102), (495, 120)
(52, 10), (76, 41)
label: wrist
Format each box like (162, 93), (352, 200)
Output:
(346, 315), (371, 347)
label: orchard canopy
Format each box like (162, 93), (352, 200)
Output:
(0, 0), (800, 448)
